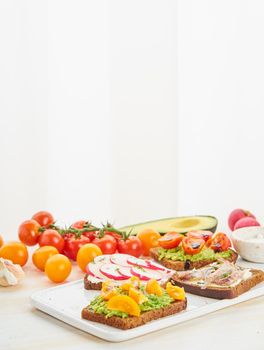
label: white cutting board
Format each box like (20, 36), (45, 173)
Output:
(30, 258), (264, 342)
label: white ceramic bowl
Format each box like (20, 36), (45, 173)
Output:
(231, 226), (264, 263)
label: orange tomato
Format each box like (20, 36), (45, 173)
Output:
(32, 246), (59, 271)
(166, 282), (185, 300)
(146, 279), (163, 296)
(0, 241), (28, 266)
(45, 254), (72, 283)
(0, 235), (4, 248)
(76, 243), (102, 272)
(137, 229), (161, 256)
(107, 295), (140, 317)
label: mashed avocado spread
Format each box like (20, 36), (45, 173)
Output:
(158, 247), (232, 262)
(89, 291), (173, 318)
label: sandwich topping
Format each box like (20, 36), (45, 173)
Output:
(174, 261), (252, 289)
(88, 277), (186, 318)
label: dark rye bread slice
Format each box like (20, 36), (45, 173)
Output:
(170, 269), (264, 299)
(149, 248), (238, 271)
(84, 275), (102, 290)
(82, 298), (187, 330)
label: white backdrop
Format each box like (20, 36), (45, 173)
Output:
(1, 1), (264, 240)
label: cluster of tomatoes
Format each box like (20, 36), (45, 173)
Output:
(158, 230), (231, 254)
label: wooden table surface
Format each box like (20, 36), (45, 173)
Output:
(1, 257), (264, 350)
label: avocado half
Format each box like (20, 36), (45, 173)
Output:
(120, 216), (218, 236)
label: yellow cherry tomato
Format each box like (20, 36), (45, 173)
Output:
(137, 229), (161, 256)
(45, 254), (72, 283)
(146, 279), (163, 296)
(76, 243), (102, 272)
(0, 235), (4, 248)
(166, 282), (185, 300)
(107, 295), (141, 317)
(0, 241), (28, 266)
(32, 246), (59, 271)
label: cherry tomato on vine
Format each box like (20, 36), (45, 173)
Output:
(18, 220), (41, 246)
(93, 234), (117, 254)
(45, 254), (72, 283)
(71, 220), (96, 241)
(0, 241), (28, 266)
(32, 211), (54, 228)
(182, 236), (205, 255)
(32, 246), (59, 271)
(208, 233), (231, 252)
(38, 229), (64, 253)
(117, 236), (142, 257)
(158, 232), (184, 249)
(63, 233), (91, 260)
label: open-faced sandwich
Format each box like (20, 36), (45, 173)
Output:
(150, 231), (237, 271)
(84, 253), (174, 290)
(82, 277), (187, 329)
(169, 260), (264, 299)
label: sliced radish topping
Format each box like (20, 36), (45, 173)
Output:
(86, 262), (105, 280)
(100, 264), (129, 280)
(130, 266), (162, 281)
(94, 255), (112, 265)
(110, 254), (131, 267)
(127, 256), (151, 268)
(146, 260), (167, 271)
(118, 267), (133, 279)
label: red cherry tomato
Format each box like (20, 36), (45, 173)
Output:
(71, 221), (96, 241)
(182, 237), (205, 255)
(208, 232), (231, 252)
(117, 236), (143, 257)
(32, 211), (54, 228)
(63, 233), (91, 260)
(18, 220), (41, 246)
(93, 234), (117, 254)
(187, 230), (213, 242)
(158, 232), (184, 249)
(38, 229), (65, 253)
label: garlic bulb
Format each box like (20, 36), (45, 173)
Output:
(0, 258), (25, 287)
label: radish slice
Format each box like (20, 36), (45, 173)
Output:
(110, 254), (131, 267)
(130, 266), (162, 281)
(118, 267), (133, 279)
(94, 255), (112, 265)
(127, 256), (151, 268)
(100, 264), (129, 280)
(86, 262), (106, 280)
(146, 260), (168, 271)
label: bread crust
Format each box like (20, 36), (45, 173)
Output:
(149, 248), (238, 271)
(170, 269), (264, 299)
(84, 276), (102, 290)
(82, 298), (187, 329)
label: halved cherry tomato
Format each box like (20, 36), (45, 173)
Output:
(77, 243), (102, 272)
(146, 279), (163, 296)
(18, 220), (41, 246)
(38, 229), (65, 253)
(158, 232), (184, 249)
(93, 234), (117, 254)
(187, 230), (213, 242)
(137, 229), (161, 256)
(107, 295), (140, 317)
(32, 211), (54, 228)
(166, 282), (185, 300)
(32, 246), (59, 271)
(0, 241), (28, 266)
(63, 233), (91, 261)
(117, 236), (142, 257)
(71, 221), (96, 241)
(181, 236), (205, 255)
(208, 232), (231, 252)
(45, 254), (72, 283)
